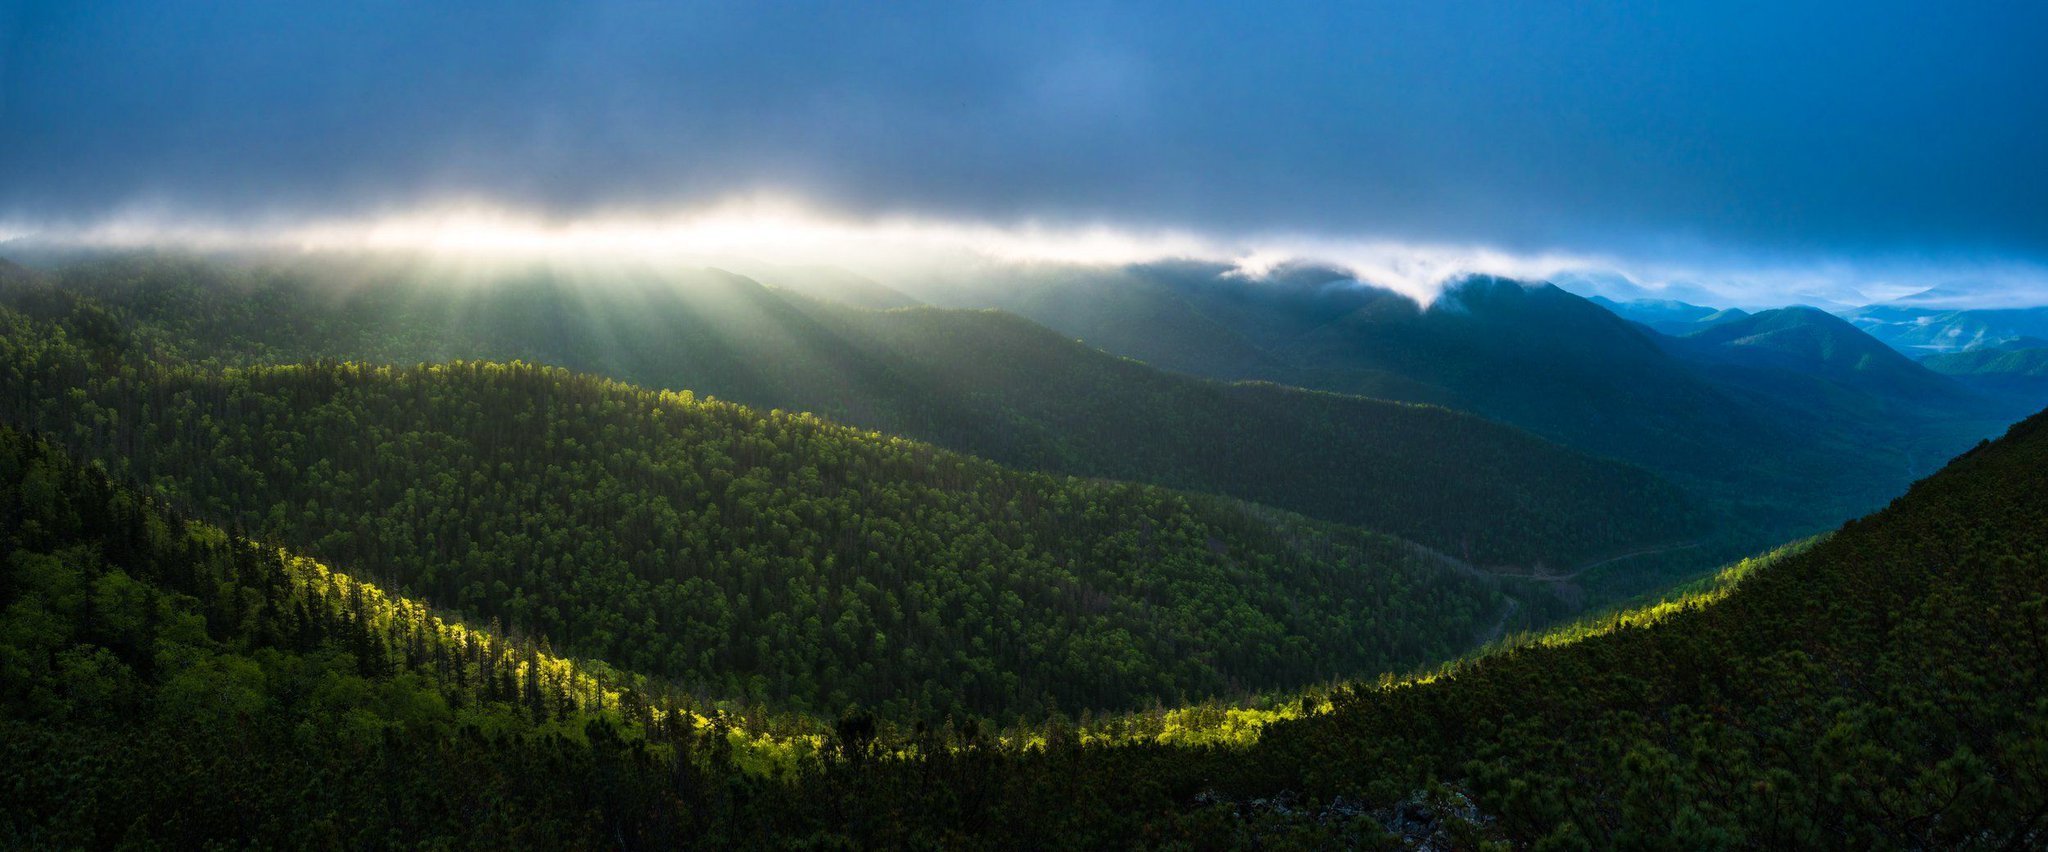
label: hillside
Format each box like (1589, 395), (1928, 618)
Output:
(1669, 306), (1970, 400)
(0, 422), (817, 847)
(0, 303), (1560, 720)
(917, 264), (2032, 581)
(931, 265), (1766, 487)
(1922, 341), (2048, 397)
(1924, 341), (2048, 377)
(784, 300), (1697, 569)
(0, 252), (1700, 570)
(1193, 406), (2048, 845)
(1684, 306), (1936, 373)
(8, 381), (2047, 846)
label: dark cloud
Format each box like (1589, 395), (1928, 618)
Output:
(4, 0), (2046, 262)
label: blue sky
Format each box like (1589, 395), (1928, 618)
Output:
(3, 1), (2046, 304)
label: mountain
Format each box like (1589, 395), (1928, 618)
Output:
(784, 302), (1696, 568)
(1588, 295), (1749, 336)
(0, 302), (1575, 720)
(0, 252), (1700, 571)
(8, 379), (2046, 846)
(1840, 302), (2048, 354)
(1922, 339), (2048, 396)
(1923, 338), (2048, 376)
(1670, 306), (1967, 399)
(1643, 308), (1998, 479)
(909, 263), (2033, 588)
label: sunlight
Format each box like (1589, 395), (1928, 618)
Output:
(14, 196), (2042, 307)
(0, 196), (1602, 303)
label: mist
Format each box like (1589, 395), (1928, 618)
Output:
(11, 197), (2048, 310)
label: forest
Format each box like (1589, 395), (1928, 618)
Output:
(6, 3), (2041, 845)
(3, 254), (1705, 572)
(3, 255), (2046, 847)
(6, 389), (2047, 846)
(0, 280), (1571, 721)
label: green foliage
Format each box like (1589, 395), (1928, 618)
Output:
(8, 255), (2048, 847)
(0, 424), (823, 845)
(4, 368), (2048, 846)
(0, 301), (1540, 720)
(7, 252), (1701, 569)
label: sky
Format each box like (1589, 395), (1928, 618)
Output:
(3, 1), (2047, 306)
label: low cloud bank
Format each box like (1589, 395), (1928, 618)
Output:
(6, 198), (2046, 310)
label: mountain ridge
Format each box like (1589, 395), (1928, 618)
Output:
(0, 252), (1700, 570)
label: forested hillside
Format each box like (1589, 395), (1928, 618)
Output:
(0, 424), (832, 847)
(7, 385), (2047, 846)
(0, 301), (1554, 720)
(784, 300), (1696, 570)
(1673, 305), (1965, 399)
(1923, 342), (2048, 396)
(0, 252), (1700, 570)
(920, 264), (2032, 580)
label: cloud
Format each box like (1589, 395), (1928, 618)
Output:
(12, 196), (2048, 309)
(2, 2), (2045, 304)
(4, 0), (2048, 307)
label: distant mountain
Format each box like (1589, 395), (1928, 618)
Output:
(1923, 343), (2048, 377)
(1921, 339), (2048, 396)
(1684, 306), (1910, 366)
(908, 263), (2034, 592)
(1840, 303), (2048, 354)
(1639, 308), (1997, 481)
(1674, 306), (1963, 396)
(1588, 295), (1749, 336)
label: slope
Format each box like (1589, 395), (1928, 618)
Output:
(0, 422), (822, 847)
(1679, 305), (1964, 396)
(1203, 405), (2048, 846)
(716, 397), (2048, 846)
(781, 299), (1698, 569)
(0, 303), (1548, 721)
(13, 387), (2048, 847)
(917, 263), (2032, 583)
(1923, 342), (2048, 402)
(2, 252), (1699, 569)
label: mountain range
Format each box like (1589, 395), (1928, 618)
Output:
(5, 249), (2047, 846)
(0, 253), (1697, 573)
(906, 263), (2039, 597)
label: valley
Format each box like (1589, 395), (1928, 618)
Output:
(8, 5), (2043, 846)
(0, 253), (2041, 847)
